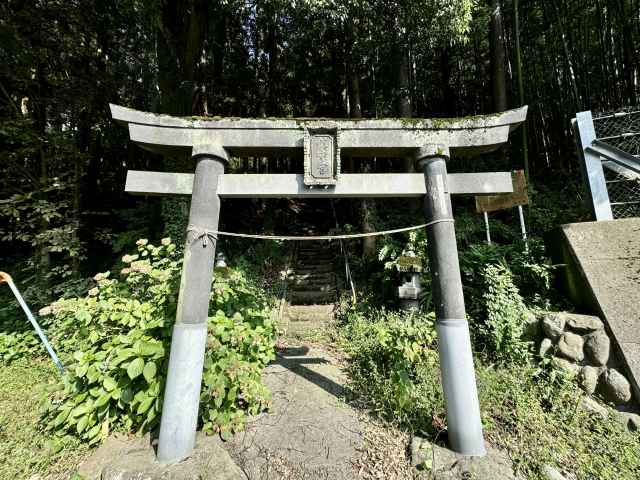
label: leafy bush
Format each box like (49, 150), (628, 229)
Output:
(0, 329), (44, 363)
(40, 238), (276, 446)
(479, 364), (640, 480)
(338, 304), (442, 432)
(337, 301), (640, 479)
(480, 263), (531, 363)
(459, 239), (554, 309)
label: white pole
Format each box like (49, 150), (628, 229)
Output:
(518, 205), (529, 252)
(483, 212), (491, 244)
(418, 148), (486, 456)
(0, 272), (64, 373)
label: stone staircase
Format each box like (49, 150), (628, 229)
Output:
(281, 242), (337, 336)
(288, 242), (337, 305)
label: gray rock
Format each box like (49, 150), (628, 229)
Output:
(542, 313), (566, 341)
(563, 313), (604, 333)
(539, 338), (554, 357)
(617, 411), (640, 432)
(580, 366), (604, 395)
(579, 396), (609, 418)
(600, 369), (632, 405)
(522, 311), (542, 342)
(557, 332), (584, 362)
(552, 357), (581, 376)
(542, 465), (569, 480)
(78, 433), (244, 480)
(584, 330), (610, 366)
(411, 436), (516, 479)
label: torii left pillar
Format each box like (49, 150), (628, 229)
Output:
(157, 145), (228, 464)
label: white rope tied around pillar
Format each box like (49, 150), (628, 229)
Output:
(186, 225), (219, 247)
(186, 218), (454, 242)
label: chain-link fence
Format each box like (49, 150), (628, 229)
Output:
(592, 110), (640, 219)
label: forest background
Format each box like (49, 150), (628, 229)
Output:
(2, 0), (639, 297)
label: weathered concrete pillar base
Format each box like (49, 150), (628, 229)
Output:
(157, 323), (208, 464)
(79, 433), (244, 479)
(436, 320), (485, 455)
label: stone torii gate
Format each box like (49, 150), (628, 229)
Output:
(111, 104), (527, 464)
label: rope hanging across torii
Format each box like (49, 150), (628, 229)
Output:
(186, 219), (453, 244)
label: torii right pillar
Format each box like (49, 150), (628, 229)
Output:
(417, 145), (485, 456)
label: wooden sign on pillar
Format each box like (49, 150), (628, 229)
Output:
(475, 170), (529, 213)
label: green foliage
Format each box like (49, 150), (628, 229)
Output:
(338, 304), (441, 432)
(0, 329), (44, 364)
(479, 364), (640, 480)
(480, 263), (531, 363)
(459, 239), (556, 310)
(337, 302), (640, 478)
(37, 238), (275, 445)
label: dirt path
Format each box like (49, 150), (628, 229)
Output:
(223, 344), (363, 479)
(223, 293), (416, 480)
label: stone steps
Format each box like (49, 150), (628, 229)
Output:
(285, 304), (335, 320)
(290, 291), (336, 304)
(294, 265), (334, 275)
(290, 284), (336, 293)
(288, 273), (335, 283)
(288, 242), (338, 306)
(296, 253), (335, 261)
(282, 304), (336, 335)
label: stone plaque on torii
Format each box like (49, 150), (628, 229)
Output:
(110, 104), (528, 463)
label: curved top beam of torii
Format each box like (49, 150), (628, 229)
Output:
(110, 104), (528, 158)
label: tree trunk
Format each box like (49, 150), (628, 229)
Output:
(396, 41), (412, 117)
(34, 63), (50, 282)
(490, 0), (508, 112)
(514, 0), (530, 179)
(395, 38), (414, 174)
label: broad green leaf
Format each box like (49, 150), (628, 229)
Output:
(76, 414), (89, 434)
(137, 396), (154, 414)
(143, 362), (157, 383)
(103, 376), (117, 391)
(95, 392), (111, 407)
(70, 404), (88, 418)
(52, 407), (71, 427)
(127, 357), (144, 379)
(85, 423), (101, 440)
(121, 388), (133, 404)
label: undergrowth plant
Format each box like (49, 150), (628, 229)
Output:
(37, 238), (275, 447)
(338, 304), (442, 433)
(480, 263), (531, 364)
(337, 300), (640, 479)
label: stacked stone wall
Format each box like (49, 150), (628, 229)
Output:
(535, 312), (633, 405)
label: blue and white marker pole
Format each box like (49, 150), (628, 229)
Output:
(0, 272), (64, 373)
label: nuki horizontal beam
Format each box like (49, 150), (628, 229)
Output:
(125, 171), (514, 198)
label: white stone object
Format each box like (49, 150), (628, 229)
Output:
(557, 332), (585, 363)
(584, 329), (610, 366)
(601, 368), (632, 404)
(541, 313), (565, 341)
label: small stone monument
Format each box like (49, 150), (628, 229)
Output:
(397, 246), (423, 311)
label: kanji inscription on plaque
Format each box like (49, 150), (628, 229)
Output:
(311, 135), (334, 178)
(303, 127), (340, 186)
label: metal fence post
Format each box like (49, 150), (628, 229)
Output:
(573, 111), (613, 220)
(416, 145), (486, 456)
(157, 145), (228, 464)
